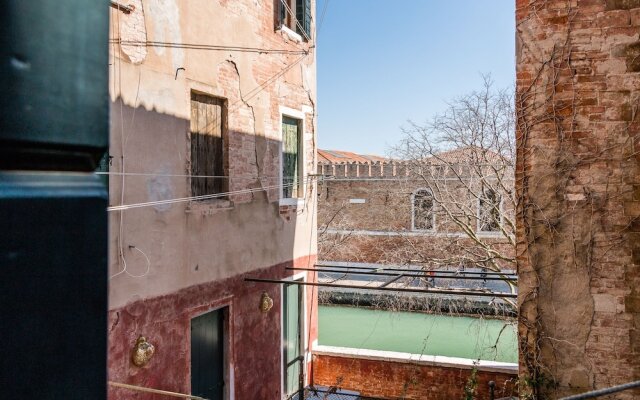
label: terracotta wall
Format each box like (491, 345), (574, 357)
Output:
(516, 0), (640, 398)
(312, 353), (517, 400)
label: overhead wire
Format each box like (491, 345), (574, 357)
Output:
(96, 171), (312, 179)
(107, 176), (317, 212)
(317, 0), (330, 33)
(108, 39), (309, 55)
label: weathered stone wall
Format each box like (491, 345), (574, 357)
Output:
(516, 0), (640, 398)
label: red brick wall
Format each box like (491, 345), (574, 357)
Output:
(312, 354), (517, 400)
(317, 176), (514, 268)
(107, 255), (317, 400)
(516, 0), (640, 398)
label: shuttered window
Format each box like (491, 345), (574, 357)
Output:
(295, 0), (312, 38)
(190, 93), (227, 198)
(282, 116), (301, 199)
(276, 0), (312, 40)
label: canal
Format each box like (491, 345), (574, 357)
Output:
(318, 305), (517, 363)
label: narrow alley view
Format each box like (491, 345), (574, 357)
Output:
(2, 1), (640, 400)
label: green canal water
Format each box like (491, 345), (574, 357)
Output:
(318, 305), (517, 363)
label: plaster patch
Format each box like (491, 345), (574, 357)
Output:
(146, 169), (174, 212)
(147, 0), (183, 70)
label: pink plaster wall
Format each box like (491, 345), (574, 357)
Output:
(108, 255), (317, 400)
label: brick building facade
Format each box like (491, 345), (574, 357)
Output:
(516, 0), (640, 398)
(317, 148), (515, 274)
(106, 1), (317, 399)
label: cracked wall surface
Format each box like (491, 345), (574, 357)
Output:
(516, 0), (640, 398)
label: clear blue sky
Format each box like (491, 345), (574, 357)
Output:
(315, 0), (515, 156)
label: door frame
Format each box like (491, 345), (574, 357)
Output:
(280, 271), (308, 399)
(188, 299), (234, 400)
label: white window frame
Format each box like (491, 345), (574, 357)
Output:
(477, 187), (503, 234)
(411, 188), (436, 232)
(280, 272), (309, 400)
(279, 106), (306, 207)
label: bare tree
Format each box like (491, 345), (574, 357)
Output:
(395, 76), (516, 277)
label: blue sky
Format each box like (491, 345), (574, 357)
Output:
(315, 0), (516, 156)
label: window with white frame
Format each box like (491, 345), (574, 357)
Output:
(412, 189), (435, 231)
(281, 116), (303, 199)
(478, 187), (501, 232)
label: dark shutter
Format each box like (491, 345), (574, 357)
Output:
(190, 93), (226, 197)
(296, 0), (312, 38)
(282, 117), (300, 198)
(191, 309), (225, 400)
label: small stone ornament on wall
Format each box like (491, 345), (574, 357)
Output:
(259, 291), (273, 313)
(131, 336), (155, 367)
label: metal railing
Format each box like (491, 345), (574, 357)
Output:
(289, 387), (386, 400)
(108, 381), (208, 400)
(559, 380), (640, 400)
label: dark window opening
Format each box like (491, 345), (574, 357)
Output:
(479, 187), (501, 232)
(413, 189), (434, 230)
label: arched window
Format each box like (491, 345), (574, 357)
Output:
(412, 189), (434, 231)
(478, 187), (501, 232)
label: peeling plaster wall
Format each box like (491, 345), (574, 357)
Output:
(108, 0), (317, 308)
(516, 0), (640, 398)
(107, 1), (317, 398)
(108, 256), (318, 400)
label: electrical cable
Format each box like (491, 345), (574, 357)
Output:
(96, 171), (311, 179)
(108, 39), (308, 55)
(107, 176), (317, 212)
(317, 0), (330, 33)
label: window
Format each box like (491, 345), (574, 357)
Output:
(412, 189), (435, 231)
(276, 0), (312, 40)
(478, 187), (501, 232)
(190, 92), (227, 198)
(281, 116), (303, 199)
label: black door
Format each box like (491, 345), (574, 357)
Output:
(191, 309), (225, 400)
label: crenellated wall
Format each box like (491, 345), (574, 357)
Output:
(318, 161), (413, 179)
